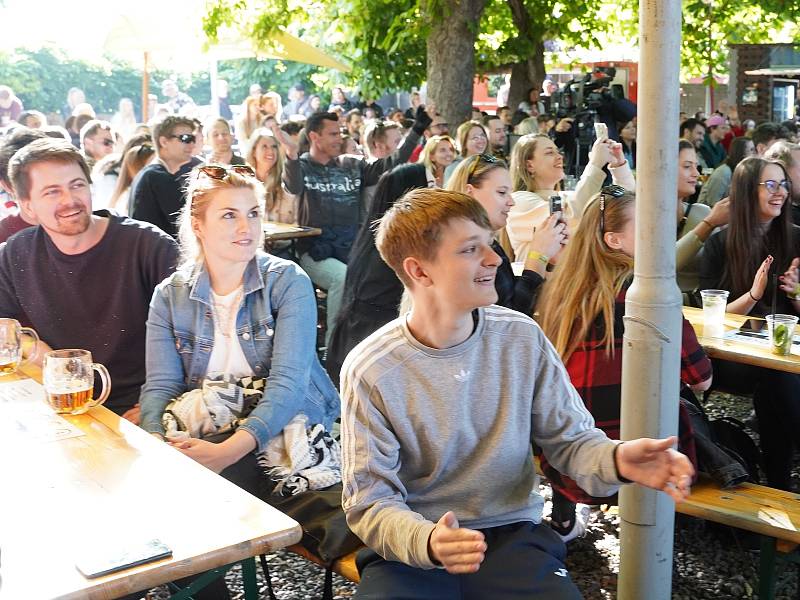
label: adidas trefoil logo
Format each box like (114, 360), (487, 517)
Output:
(453, 369), (470, 382)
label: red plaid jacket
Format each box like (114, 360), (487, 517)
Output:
(540, 285), (711, 504)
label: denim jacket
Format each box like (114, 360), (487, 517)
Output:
(139, 251), (340, 451)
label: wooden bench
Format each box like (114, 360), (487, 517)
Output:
(676, 477), (800, 599)
(286, 544), (361, 583)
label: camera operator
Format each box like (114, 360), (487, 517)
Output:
(551, 68), (636, 177)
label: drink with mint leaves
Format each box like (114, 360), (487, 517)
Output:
(766, 314), (798, 356)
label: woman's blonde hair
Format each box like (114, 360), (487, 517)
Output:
(177, 166), (266, 275)
(245, 128), (285, 215)
(445, 153), (508, 195)
(509, 133), (552, 192)
(109, 141), (154, 210)
(454, 120), (487, 157)
(537, 189), (635, 362)
(514, 117), (538, 136)
(419, 134), (455, 173)
(238, 96), (262, 141)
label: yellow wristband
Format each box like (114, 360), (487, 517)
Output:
(527, 250), (549, 265)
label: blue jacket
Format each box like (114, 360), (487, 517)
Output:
(139, 251), (340, 450)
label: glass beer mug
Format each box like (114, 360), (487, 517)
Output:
(43, 349), (111, 415)
(0, 318), (40, 376)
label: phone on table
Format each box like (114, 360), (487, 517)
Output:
(76, 539), (172, 579)
(738, 319), (800, 345)
(549, 195), (563, 215)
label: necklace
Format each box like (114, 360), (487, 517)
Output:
(211, 287), (244, 338)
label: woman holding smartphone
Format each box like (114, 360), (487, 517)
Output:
(537, 187), (711, 541)
(446, 153), (567, 315)
(505, 132), (635, 260)
(699, 156), (800, 490)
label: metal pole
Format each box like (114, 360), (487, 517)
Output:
(142, 51), (150, 123)
(617, 1), (682, 599)
(210, 58), (220, 118)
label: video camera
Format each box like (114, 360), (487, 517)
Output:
(549, 67), (628, 175)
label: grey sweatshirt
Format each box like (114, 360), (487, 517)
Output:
(340, 305), (624, 569)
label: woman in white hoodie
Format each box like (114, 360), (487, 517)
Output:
(505, 133), (635, 260)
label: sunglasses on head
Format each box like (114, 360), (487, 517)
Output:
(598, 184), (627, 236)
(759, 179), (791, 194)
(170, 133), (196, 144)
(197, 164), (255, 180)
(467, 153), (501, 180)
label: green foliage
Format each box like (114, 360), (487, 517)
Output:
(681, 0), (800, 80)
(0, 46), (330, 121)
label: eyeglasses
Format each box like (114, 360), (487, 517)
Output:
(467, 153), (501, 181)
(759, 179), (791, 194)
(170, 133), (197, 144)
(197, 164), (256, 180)
(598, 184), (627, 236)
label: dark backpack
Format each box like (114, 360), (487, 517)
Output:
(709, 416), (762, 484)
(680, 387), (761, 488)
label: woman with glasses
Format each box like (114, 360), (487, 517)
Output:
(505, 132), (634, 260)
(445, 154), (567, 315)
(442, 120), (488, 185)
(139, 164), (340, 597)
(419, 134), (456, 187)
(699, 157), (800, 490)
(537, 188), (710, 541)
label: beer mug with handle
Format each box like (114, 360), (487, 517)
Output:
(43, 349), (111, 415)
(0, 318), (40, 376)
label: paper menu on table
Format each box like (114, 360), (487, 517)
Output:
(0, 378), (85, 442)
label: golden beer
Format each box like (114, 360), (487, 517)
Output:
(0, 359), (18, 375)
(46, 386), (94, 414)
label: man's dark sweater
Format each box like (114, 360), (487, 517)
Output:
(0, 211), (179, 414)
(129, 157), (202, 237)
(283, 131), (420, 262)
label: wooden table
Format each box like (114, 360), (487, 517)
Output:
(0, 369), (301, 600)
(263, 221), (322, 243)
(683, 306), (800, 374)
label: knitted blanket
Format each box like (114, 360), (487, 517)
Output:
(162, 375), (340, 494)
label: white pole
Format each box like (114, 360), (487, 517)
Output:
(210, 58), (220, 117)
(618, 1), (683, 599)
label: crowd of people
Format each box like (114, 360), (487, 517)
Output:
(1, 72), (799, 598)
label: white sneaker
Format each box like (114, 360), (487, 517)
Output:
(550, 504), (590, 543)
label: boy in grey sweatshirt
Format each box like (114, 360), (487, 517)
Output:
(340, 189), (694, 598)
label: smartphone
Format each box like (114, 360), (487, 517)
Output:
(739, 319), (766, 334)
(594, 122), (608, 141)
(549, 195), (563, 215)
(76, 539), (172, 579)
(738, 319), (800, 345)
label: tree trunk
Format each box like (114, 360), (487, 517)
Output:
(504, 0), (547, 113)
(507, 44), (546, 114)
(424, 0), (487, 128)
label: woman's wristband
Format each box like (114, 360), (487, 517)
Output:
(701, 218), (715, 230)
(527, 250), (549, 266)
(749, 290), (761, 302)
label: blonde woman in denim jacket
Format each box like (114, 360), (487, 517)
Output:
(140, 164), (339, 477)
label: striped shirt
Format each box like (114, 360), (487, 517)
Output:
(340, 305), (624, 569)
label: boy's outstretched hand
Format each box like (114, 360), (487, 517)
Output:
(615, 436), (694, 502)
(428, 511), (486, 574)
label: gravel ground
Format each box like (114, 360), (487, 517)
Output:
(143, 391), (797, 600)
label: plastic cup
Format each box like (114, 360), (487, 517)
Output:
(766, 314), (798, 356)
(700, 289), (729, 337)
